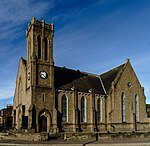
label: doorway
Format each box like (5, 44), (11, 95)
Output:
(38, 109), (51, 133)
(39, 115), (47, 132)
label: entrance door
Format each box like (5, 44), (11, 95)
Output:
(39, 115), (47, 132)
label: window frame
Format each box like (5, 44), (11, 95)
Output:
(62, 95), (68, 123)
(44, 37), (48, 61)
(97, 97), (102, 123)
(121, 92), (126, 123)
(135, 94), (139, 122)
(37, 35), (41, 59)
(81, 96), (86, 123)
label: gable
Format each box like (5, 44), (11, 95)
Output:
(13, 57), (26, 107)
(116, 61), (142, 90)
(111, 60), (147, 122)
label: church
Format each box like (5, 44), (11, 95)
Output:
(12, 18), (150, 134)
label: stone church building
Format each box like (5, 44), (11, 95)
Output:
(12, 18), (150, 134)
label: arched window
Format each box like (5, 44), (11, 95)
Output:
(81, 96), (86, 122)
(44, 37), (48, 60)
(28, 38), (31, 62)
(14, 110), (16, 126)
(97, 98), (102, 123)
(121, 92), (126, 122)
(37, 35), (41, 59)
(62, 95), (68, 122)
(18, 79), (22, 104)
(135, 94), (139, 122)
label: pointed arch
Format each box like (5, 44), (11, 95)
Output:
(18, 78), (23, 104)
(121, 92), (126, 122)
(27, 37), (31, 62)
(81, 96), (86, 122)
(97, 97), (102, 123)
(38, 109), (51, 133)
(37, 35), (41, 59)
(44, 37), (48, 61)
(62, 95), (68, 122)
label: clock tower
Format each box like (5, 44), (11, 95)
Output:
(26, 18), (57, 133)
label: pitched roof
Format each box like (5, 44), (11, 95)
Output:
(100, 63), (125, 93)
(54, 66), (104, 94)
(54, 63), (125, 94)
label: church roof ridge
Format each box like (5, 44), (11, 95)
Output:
(54, 65), (100, 77)
(99, 63), (125, 76)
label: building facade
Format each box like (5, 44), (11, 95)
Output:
(0, 116), (2, 131)
(0, 105), (13, 131)
(13, 18), (150, 134)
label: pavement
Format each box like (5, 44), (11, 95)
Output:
(0, 139), (150, 146)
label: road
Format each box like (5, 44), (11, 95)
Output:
(0, 139), (150, 146)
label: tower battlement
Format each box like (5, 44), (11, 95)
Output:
(26, 17), (54, 37)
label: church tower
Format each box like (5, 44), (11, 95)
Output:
(26, 18), (57, 133)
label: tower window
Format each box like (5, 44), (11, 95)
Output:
(62, 95), (68, 122)
(81, 96), (86, 122)
(37, 35), (41, 59)
(44, 37), (48, 60)
(28, 39), (31, 62)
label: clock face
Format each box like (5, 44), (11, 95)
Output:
(40, 71), (47, 79)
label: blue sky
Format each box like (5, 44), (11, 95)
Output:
(0, 0), (150, 109)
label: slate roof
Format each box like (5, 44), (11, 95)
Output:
(100, 63), (125, 93)
(54, 63), (125, 94)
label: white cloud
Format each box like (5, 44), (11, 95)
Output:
(0, 83), (15, 100)
(0, 0), (54, 39)
(0, 0), (53, 22)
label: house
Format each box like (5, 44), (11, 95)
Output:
(0, 115), (2, 131)
(0, 105), (13, 131)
